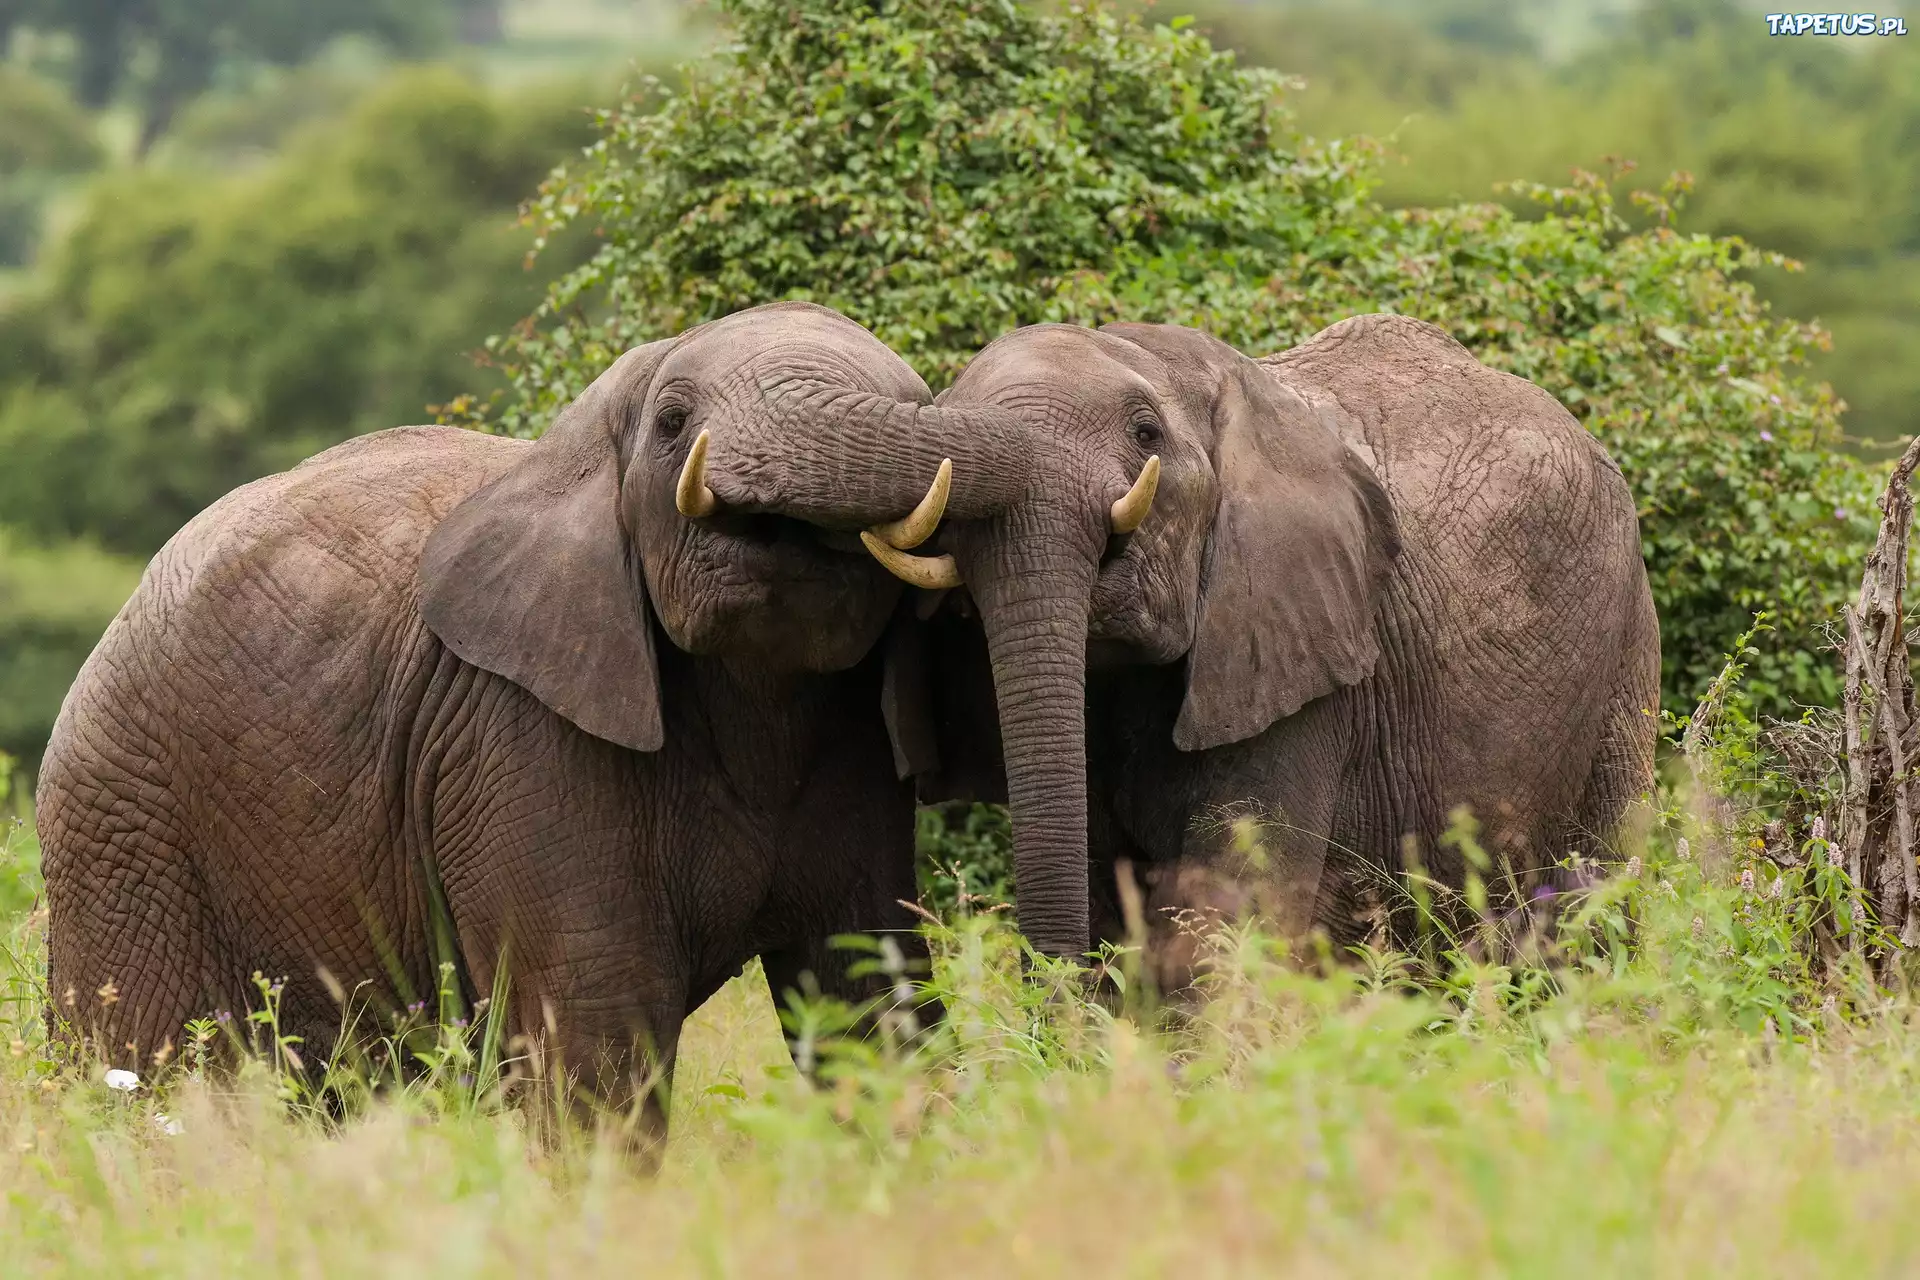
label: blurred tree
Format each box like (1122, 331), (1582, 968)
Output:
(1182, 0), (1920, 443)
(4, 0), (466, 153)
(0, 531), (141, 768)
(0, 65), (101, 266)
(0, 67), (598, 554)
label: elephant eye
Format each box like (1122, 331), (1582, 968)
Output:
(655, 405), (689, 438)
(1130, 417), (1162, 447)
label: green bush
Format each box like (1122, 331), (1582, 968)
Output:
(462, 0), (1871, 718)
(916, 803), (1014, 918)
(0, 66), (101, 267)
(0, 531), (143, 769)
(0, 67), (598, 556)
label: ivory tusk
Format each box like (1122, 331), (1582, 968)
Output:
(860, 531), (963, 590)
(870, 457), (953, 550)
(675, 428), (718, 518)
(1109, 455), (1160, 534)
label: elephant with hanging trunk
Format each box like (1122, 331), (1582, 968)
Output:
(852, 313), (1660, 983)
(36, 301), (1038, 1141)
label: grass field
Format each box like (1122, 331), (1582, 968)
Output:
(7, 795), (1920, 1277)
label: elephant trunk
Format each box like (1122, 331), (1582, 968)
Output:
(951, 507), (1105, 959)
(704, 384), (1032, 529)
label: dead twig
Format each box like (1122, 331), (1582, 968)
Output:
(1839, 434), (1920, 959)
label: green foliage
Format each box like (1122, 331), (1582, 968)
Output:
(459, 0), (1354, 431)
(4, 0), (469, 151)
(914, 802), (1014, 918)
(1188, 0), (1920, 444)
(0, 751), (37, 922)
(467, 0), (1867, 716)
(0, 67), (595, 556)
(0, 65), (100, 267)
(0, 532), (141, 768)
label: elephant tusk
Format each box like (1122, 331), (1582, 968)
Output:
(860, 531), (963, 590)
(870, 457), (953, 550)
(675, 428), (718, 519)
(1109, 455), (1160, 534)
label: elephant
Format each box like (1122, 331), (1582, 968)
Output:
(35, 300), (1030, 1135)
(862, 313), (1660, 981)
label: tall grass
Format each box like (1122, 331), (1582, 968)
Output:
(6, 673), (1920, 1276)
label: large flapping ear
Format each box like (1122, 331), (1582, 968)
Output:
(1100, 327), (1399, 753)
(1179, 362), (1399, 749)
(418, 340), (676, 752)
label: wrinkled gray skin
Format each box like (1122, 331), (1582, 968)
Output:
(36, 301), (1012, 1136)
(910, 314), (1660, 980)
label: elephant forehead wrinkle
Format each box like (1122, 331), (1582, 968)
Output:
(750, 338), (899, 389)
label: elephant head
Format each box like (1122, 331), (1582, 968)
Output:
(417, 301), (1032, 759)
(866, 322), (1401, 958)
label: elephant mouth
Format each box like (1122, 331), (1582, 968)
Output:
(708, 512), (872, 557)
(692, 511), (887, 583)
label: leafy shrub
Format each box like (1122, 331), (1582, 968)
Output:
(461, 0), (1871, 718)
(0, 67), (597, 556)
(0, 531), (143, 769)
(0, 66), (101, 267)
(915, 803), (1014, 918)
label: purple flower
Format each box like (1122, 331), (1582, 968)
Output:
(1769, 395), (1782, 406)
(1835, 508), (1850, 520)
(1715, 363), (1729, 375)
(1759, 430), (1773, 442)
(1531, 885), (1556, 901)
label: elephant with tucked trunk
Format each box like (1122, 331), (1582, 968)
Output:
(862, 314), (1659, 979)
(37, 301), (1017, 1130)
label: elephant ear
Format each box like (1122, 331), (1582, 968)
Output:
(1175, 359), (1400, 752)
(418, 340), (674, 752)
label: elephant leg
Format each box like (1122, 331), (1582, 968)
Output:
(39, 769), (233, 1072)
(479, 964), (685, 1160)
(1143, 698), (1350, 994)
(1562, 607), (1661, 876)
(446, 870), (689, 1155)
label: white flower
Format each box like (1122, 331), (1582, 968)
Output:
(1810, 816), (1828, 843)
(1740, 869), (1756, 894)
(153, 1113), (183, 1136)
(1624, 855), (1643, 879)
(103, 1068), (140, 1092)
(1676, 837), (1692, 861)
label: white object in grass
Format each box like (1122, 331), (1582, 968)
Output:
(103, 1068), (140, 1092)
